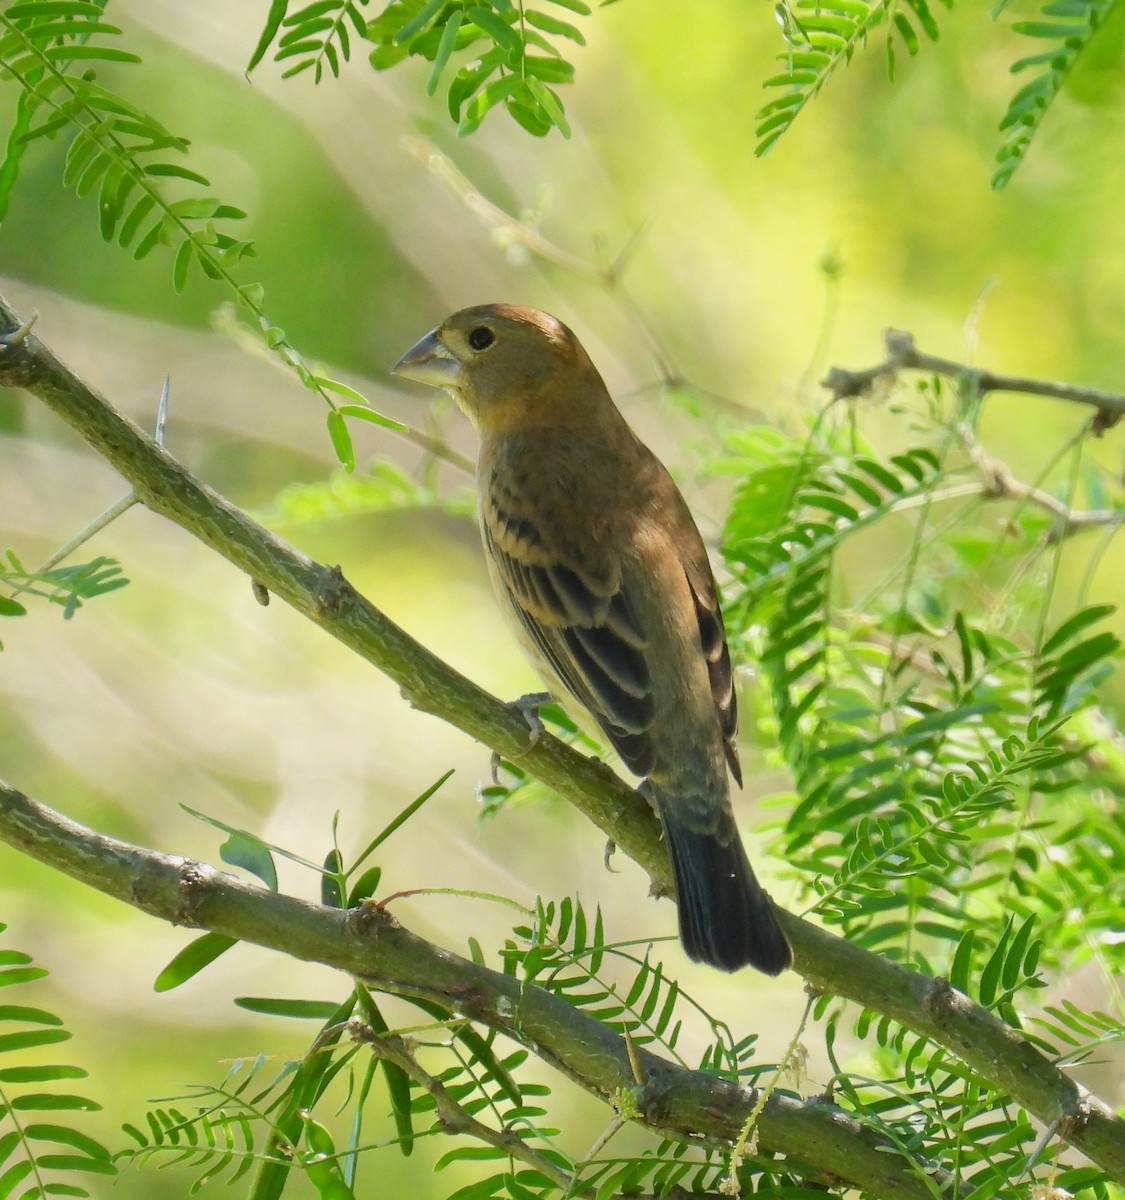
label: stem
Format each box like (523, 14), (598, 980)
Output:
(822, 328), (1125, 428)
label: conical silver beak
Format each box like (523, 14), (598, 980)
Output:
(392, 329), (462, 389)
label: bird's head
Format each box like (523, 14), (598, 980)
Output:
(392, 304), (604, 434)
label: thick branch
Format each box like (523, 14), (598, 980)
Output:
(0, 780), (945, 1199)
(822, 328), (1125, 430)
(2, 298), (1124, 1185)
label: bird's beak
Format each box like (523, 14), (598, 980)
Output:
(392, 329), (462, 390)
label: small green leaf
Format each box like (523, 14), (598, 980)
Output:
(118, 195), (154, 247)
(348, 770), (453, 876)
(0, 1065), (86, 1084)
(322, 848), (345, 908)
(172, 238), (194, 292)
(525, 77), (569, 135)
(1041, 603), (1116, 656)
(427, 10), (463, 94)
(220, 830), (279, 891)
(0, 1028), (70, 1053)
(468, 5), (521, 52)
(458, 74), (521, 134)
(524, 8), (585, 43)
(0, 1004), (62, 1025)
(234, 997), (345, 1019)
(10, 1091), (99, 1112)
(346, 866), (382, 906)
(394, 0), (446, 43)
(248, 0), (290, 70)
(153, 932), (238, 992)
(43, 44), (141, 63)
(337, 402), (408, 433)
(144, 162), (211, 185)
(326, 409), (356, 473)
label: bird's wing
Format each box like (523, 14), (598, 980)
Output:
(660, 477), (741, 786)
(683, 560), (741, 786)
(482, 489), (658, 777)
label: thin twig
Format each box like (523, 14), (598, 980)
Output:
(5, 375), (178, 598)
(401, 136), (600, 282)
(401, 137), (733, 407)
(953, 417), (1124, 540)
(822, 328), (1125, 429)
(351, 1023), (582, 1193)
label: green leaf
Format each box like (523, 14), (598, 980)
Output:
(346, 865), (382, 905)
(353, 987), (415, 1156)
(0, 1065), (86, 1084)
(234, 997), (345, 1019)
(9, 1091), (99, 1111)
(247, 0), (290, 70)
(348, 770), (453, 877)
(459, 74), (522, 134)
(427, 10), (463, 94)
(524, 9), (585, 43)
(220, 829), (279, 891)
(153, 932), (238, 992)
(337, 401), (408, 432)
(43, 44), (141, 63)
(0, 1028), (70, 1053)
(322, 848), (345, 908)
(468, 5), (521, 52)
(20, 1122), (110, 1160)
(977, 918), (1012, 1007)
(0, 1004), (62, 1025)
(327, 408), (356, 474)
(1040, 603), (1116, 656)
(117, 195), (154, 247)
(394, 0), (446, 43)
(525, 77), (569, 135)
(893, 11), (920, 54)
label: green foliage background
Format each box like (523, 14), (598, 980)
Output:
(0, 1), (1123, 1198)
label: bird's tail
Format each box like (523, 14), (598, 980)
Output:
(660, 805), (791, 975)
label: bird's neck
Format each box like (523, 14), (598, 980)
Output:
(465, 365), (622, 440)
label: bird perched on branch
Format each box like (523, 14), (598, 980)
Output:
(393, 304), (791, 975)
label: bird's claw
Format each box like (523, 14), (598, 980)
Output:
(603, 838), (618, 873)
(491, 691), (553, 783)
(509, 691), (552, 745)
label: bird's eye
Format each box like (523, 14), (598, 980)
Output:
(468, 326), (495, 351)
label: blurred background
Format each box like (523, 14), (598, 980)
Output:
(1, 2), (1123, 1194)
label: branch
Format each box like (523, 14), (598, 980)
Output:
(822, 328), (1125, 431)
(2, 297), (1124, 1185)
(953, 416), (1124, 541)
(0, 779), (947, 1200)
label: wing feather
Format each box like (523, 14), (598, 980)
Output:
(482, 493), (656, 776)
(685, 569), (741, 786)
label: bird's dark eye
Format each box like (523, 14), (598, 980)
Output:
(468, 326), (495, 351)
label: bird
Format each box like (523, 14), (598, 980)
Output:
(393, 304), (792, 975)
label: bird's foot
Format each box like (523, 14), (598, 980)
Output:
(603, 837), (618, 873)
(491, 691), (553, 783)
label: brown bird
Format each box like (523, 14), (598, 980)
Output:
(393, 304), (791, 975)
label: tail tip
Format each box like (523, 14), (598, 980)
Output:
(682, 893), (793, 975)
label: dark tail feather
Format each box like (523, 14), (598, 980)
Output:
(663, 813), (792, 975)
